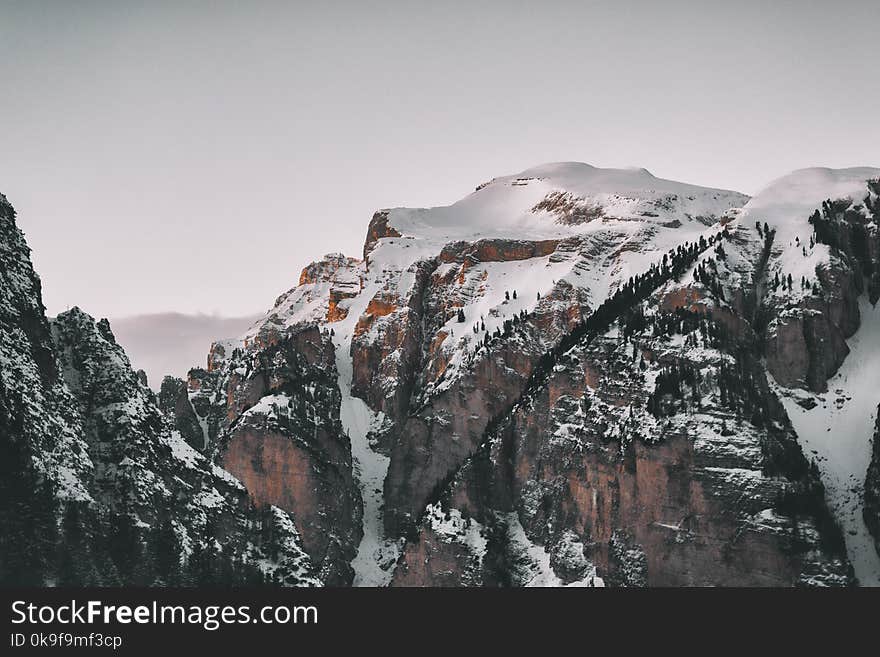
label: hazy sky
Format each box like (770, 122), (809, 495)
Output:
(1, 0), (878, 318)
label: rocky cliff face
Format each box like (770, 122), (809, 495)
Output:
(6, 162), (880, 587)
(184, 323), (363, 585)
(755, 171), (880, 394)
(393, 313), (849, 586)
(387, 214), (855, 586)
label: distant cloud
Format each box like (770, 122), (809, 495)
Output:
(111, 312), (260, 389)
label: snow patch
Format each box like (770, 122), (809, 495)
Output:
(777, 296), (880, 586)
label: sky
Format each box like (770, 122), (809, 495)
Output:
(1, 0), (878, 318)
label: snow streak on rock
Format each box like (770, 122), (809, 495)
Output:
(778, 296), (880, 585)
(331, 280), (402, 586)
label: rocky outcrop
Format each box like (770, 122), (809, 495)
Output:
(437, 238), (561, 264)
(763, 188), (879, 393)
(350, 237), (585, 453)
(0, 193), (91, 584)
(502, 337), (846, 586)
(391, 505), (491, 587)
(380, 215), (859, 585)
(381, 230), (721, 539)
(384, 341), (540, 536)
(185, 324), (363, 584)
(350, 260), (434, 423)
(222, 423), (359, 585)
(52, 307), (324, 586)
(363, 210), (401, 261)
(383, 265), (592, 536)
(764, 265), (858, 393)
(157, 375), (204, 450)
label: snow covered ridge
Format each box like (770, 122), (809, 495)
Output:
(739, 167), (880, 586)
(740, 167), (880, 585)
(741, 167), (880, 305)
(380, 162), (749, 245)
(349, 163), (749, 308)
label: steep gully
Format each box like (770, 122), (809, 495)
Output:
(332, 278), (402, 586)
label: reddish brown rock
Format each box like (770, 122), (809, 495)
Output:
(394, 330), (850, 586)
(438, 239), (561, 264)
(221, 424), (360, 584)
(764, 291), (854, 393)
(350, 261), (434, 425)
(187, 324), (363, 584)
(363, 210), (402, 261)
(391, 526), (483, 587)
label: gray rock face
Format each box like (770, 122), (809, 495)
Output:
(381, 240), (595, 537)
(764, 191), (880, 393)
(0, 193), (90, 584)
(350, 259), (433, 428)
(157, 375), (204, 450)
(764, 266), (858, 393)
(185, 324), (363, 585)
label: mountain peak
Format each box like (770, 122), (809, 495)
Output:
(365, 163), (748, 266)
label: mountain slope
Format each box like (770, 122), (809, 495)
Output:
(186, 163), (869, 586)
(7, 160), (879, 587)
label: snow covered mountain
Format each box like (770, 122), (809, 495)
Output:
(5, 161), (880, 587)
(739, 167), (880, 584)
(173, 163), (880, 586)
